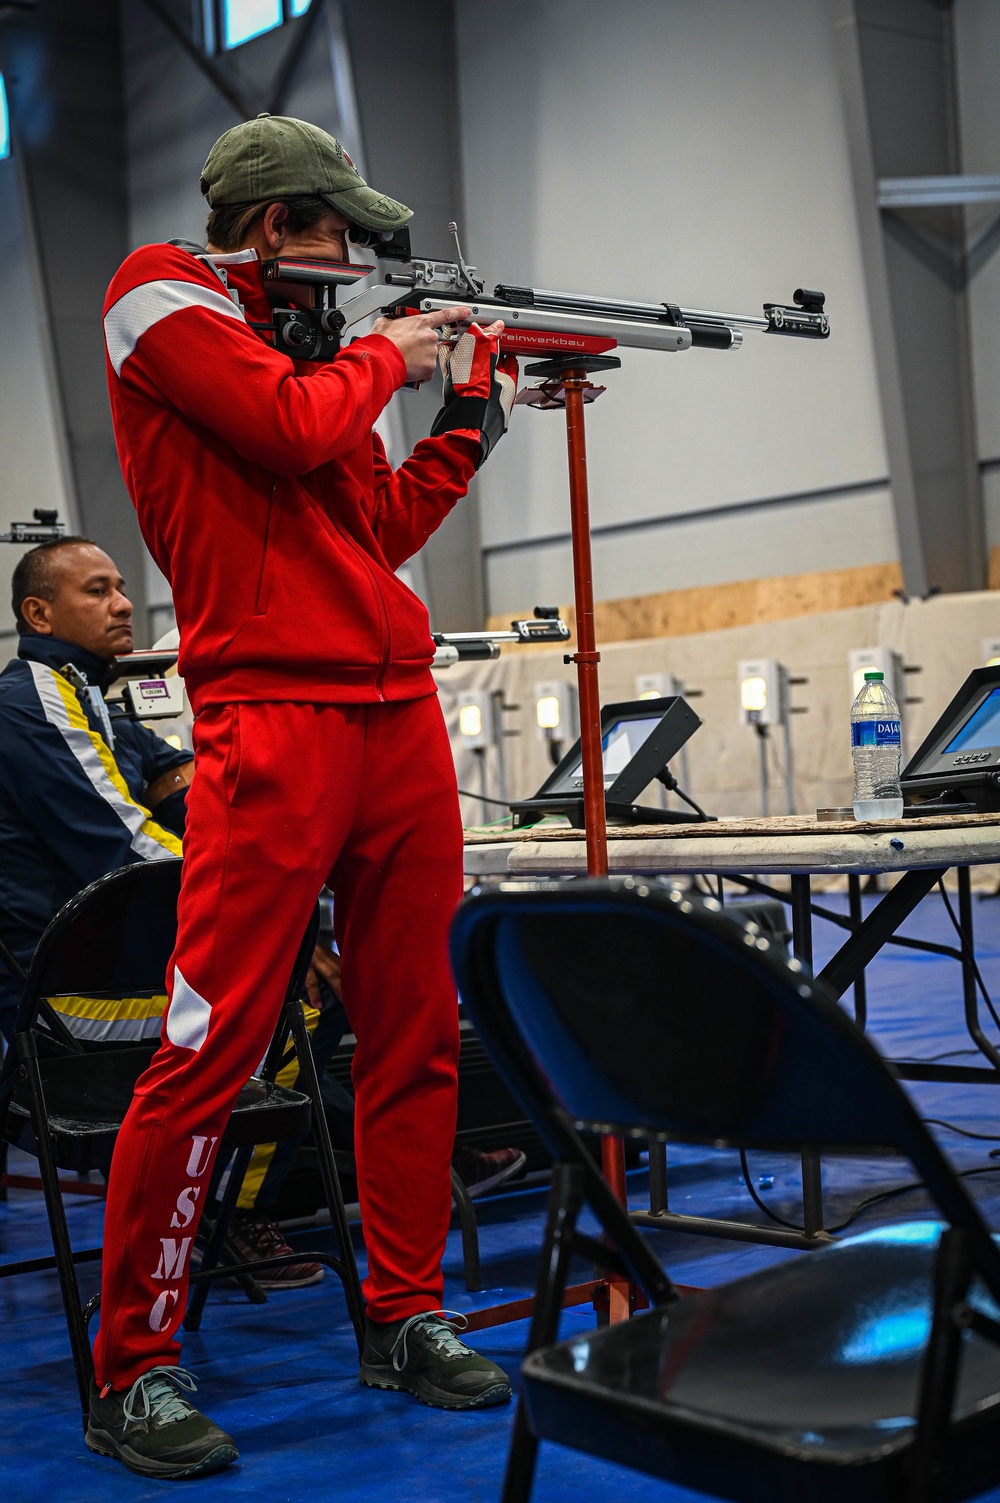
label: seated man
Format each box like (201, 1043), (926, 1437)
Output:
(0, 535), (190, 1043)
(0, 536), (328, 1284)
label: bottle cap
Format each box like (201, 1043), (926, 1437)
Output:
(864, 671), (884, 681)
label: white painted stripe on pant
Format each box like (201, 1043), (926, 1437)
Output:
(166, 966), (211, 1053)
(104, 278), (246, 376)
(28, 661), (179, 862)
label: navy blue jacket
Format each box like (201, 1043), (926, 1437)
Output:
(0, 635), (190, 1031)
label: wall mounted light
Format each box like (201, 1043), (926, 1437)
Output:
(737, 658), (806, 815)
(635, 672), (683, 701)
(457, 690), (494, 750)
(534, 680), (577, 765)
(848, 647), (905, 706)
(738, 659), (787, 728)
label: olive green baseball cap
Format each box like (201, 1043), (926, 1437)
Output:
(200, 113), (412, 233)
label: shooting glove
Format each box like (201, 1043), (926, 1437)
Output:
(430, 325), (518, 469)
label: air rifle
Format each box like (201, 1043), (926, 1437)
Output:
(259, 222), (829, 363)
(432, 605), (570, 669)
(0, 508), (65, 544)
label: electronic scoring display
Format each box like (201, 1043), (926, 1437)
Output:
(943, 687), (1000, 755)
(509, 695), (705, 827)
(901, 665), (1000, 813)
(548, 712), (664, 794)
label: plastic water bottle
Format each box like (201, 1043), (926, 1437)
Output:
(851, 670), (903, 820)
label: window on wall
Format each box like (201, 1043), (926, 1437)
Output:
(0, 75), (9, 161)
(219, 0), (311, 50)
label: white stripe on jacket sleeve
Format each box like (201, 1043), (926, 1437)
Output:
(104, 278), (246, 376)
(28, 661), (182, 862)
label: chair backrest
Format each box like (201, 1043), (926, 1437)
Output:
(16, 858), (182, 1032)
(450, 877), (1000, 1299)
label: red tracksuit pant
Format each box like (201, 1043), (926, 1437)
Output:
(93, 695), (463, 1390)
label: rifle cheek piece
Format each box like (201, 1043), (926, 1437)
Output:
(254, 255), (372, 362)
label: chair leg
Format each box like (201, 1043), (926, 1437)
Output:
(450, 1166), (482, 1293)
(501, 1162), (585, 1503)
(501, 1400), (542, 1503)
(286, 998), (366, 1351)
(908, 1226), (973, 1503)
(17, 1032), (93, 1427)
(525, 1161), (584, 1351)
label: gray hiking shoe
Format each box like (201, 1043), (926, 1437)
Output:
(360, 1310), (512, 1409)
(85, 1366), (239, 1479)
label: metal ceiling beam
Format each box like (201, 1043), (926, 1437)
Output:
(141, 0), (254, 119)
(141, 0), (329, 129)
(879, 174), (1000, 208)
(268, 0), (327, 115)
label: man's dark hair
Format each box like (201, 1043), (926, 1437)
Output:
(12, 536), (96, 634)
(205, 195), (334, 253)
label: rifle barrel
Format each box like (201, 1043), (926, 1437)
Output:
(680, 303), (769, 331)
(498, 284), (769, 331)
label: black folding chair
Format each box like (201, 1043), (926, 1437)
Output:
(450, 876), (1000, 1503)
(0, 859), (363, 1427)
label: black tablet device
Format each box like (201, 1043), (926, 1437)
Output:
(509, 695), (707, 828)
(901, 666), (1000, 814)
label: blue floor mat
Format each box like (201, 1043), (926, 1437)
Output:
(5, 890), (1000, 1502)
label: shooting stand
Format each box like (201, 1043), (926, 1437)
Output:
(519, 353), (633, 1322)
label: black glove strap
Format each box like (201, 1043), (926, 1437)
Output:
(431, 391), (511, 471)
(430, 395), (490, 439)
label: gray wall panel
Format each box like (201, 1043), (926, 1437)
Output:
(455, 0), (896, 614)
(2, 0), (146, 621)
(486, 485), (897, 618)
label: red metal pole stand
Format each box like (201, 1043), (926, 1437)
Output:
(561, 371), (631, 1324)
(562, 375), (609, 881)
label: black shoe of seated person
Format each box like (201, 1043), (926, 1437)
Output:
(360, 1310), (512, 1409)
(85, 1366), (239, 1479)
(451, 1146), (527, 1198)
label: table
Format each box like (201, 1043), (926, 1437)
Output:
(464, 812), (1000, 1251)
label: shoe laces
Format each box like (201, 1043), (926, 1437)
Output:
(391, 1310), (471, 1372)
(236, 1214), (289, 1255)
(123, 1365), (199, 1427)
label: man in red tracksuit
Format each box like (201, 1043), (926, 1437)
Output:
(87, 114), (517, 1479)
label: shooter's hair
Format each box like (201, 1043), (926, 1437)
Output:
(204, 195), (334, 252)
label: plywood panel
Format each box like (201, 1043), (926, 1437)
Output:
(489, 560), (907, 646)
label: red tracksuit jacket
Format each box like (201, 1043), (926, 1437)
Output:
(102, 243), (479, 712)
